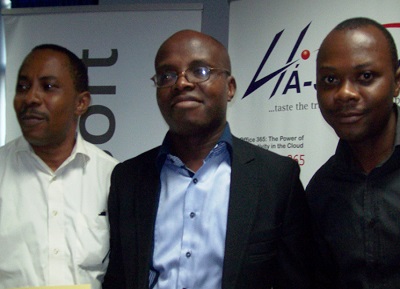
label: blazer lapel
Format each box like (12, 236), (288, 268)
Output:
(222, 137), (260, 289)
(130, 141), (261, 289)
(135, 149), (161, 289)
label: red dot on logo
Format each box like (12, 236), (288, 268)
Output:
(301, 50), (310, 60)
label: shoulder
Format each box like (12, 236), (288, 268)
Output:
(306, 155), (337, 198)
(0, 137), (27, 176)
(232, 135), (297, 167)
(0, 138), (15, 152)
(81, 139), (119, 168)
(121, 146), (159, 166)
(307, 155), (337, 186)
(113, 146), (160, 175)
(0, 137), (24, 156)
(231, 136), (302, 190)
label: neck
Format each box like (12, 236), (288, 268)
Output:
(31, 136), (76, 172)
(348, 112), (396, 174)
(169, 125), (225, 172)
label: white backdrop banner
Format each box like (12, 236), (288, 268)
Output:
(228, 0), (400, 185)
(2, 4), (202, 161)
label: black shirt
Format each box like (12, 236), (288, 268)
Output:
(307, 105), (400, 289)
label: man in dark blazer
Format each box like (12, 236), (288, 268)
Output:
(103, 30), (315, 289)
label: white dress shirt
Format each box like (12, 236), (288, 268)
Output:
(152, 140), (231, 289)
(0, 134), (118, 289)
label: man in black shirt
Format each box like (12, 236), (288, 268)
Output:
(307, 17), (400, 289)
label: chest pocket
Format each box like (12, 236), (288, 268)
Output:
(247, 226), (281, 263)
(240, 225), (281, 288)
(74, 213), (110, 271)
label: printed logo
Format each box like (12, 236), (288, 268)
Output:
(243, 22), (400, 100)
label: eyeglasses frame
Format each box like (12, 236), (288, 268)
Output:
(151, 66), (231, 88)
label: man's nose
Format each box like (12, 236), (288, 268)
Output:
(335, 79), (359, 102)
(24, 86), (42, 105)
(173, 71), (195, 91)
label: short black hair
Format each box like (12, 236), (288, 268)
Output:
(30, 44), (89, 92)
(333, 17), (399, 73)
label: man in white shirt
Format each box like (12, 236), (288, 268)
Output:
(0, 44), (118, 289)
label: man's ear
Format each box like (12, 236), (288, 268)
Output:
(227, 75), (236, 102)
(395, 67), (400, 97)
(75, 91), (91, 116)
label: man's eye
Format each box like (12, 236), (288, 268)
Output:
(360, 72), (373, 82)
(322, 75), (337, 84)
(159, 72), (175, 82)
(162, 73), (174, 80)
(16, 83), (30, 91)
(43, 83), (57, 90)
(191, 66), (208, 78)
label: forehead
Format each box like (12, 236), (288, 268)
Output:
(317, 26), (392, 68)
(19, 49), (71, 78)
(155, 33), (225, 68)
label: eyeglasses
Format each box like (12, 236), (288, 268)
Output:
(151, 66), (231, 88)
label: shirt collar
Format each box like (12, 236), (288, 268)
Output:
(16, 132), (90, 167)
(72, 132), (91, 163)
(156, 123), (233, 172)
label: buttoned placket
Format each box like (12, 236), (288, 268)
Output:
(48, 172), (66, 284)
(178, 173), (202, 288)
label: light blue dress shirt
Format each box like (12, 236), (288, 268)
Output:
(151, 125), (233, 289)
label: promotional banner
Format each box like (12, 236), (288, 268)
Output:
(228, 0), (400, 185)
(2, 4), (202, 161)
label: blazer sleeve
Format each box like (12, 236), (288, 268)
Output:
(275, 161), (316, 288)
(103, 147), (160, 289)
(102, 163), (127, 289)
(227, 138), (316, 289)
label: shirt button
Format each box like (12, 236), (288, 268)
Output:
(368, 219), (376, 228)
(52, 210), (58, 216)
(190, 212), (196, 218)
(193, 178), (198, 184)
(53, 248), (59, 255)
(186, 251), (191, 258)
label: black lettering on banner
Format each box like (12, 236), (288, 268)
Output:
(79, 49), (118, 149)
(82, 49), (118, 66)
(82, 49), (118, 95)
(80, 105), (116, 144)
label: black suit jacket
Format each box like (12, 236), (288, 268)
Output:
(103, 136), (315, 289)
